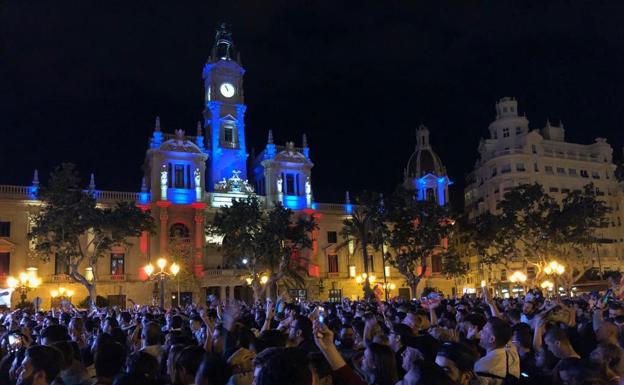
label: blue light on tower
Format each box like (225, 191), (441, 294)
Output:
(139, 192), (150, 204)
(345, 203), (353, 215)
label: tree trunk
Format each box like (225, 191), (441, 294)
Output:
(410, 279), (420, 300)
(361, 238), (374, 300)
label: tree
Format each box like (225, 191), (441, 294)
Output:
(473, 183), (609, 287)
(208, 196), (316, 301)
(340, 191), (387, 300)
(29, 164), (155, 305)
(442, 217), (472, 295)
(386, 187), (453, 298)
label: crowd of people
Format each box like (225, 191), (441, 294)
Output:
(0, 283), (623, 385)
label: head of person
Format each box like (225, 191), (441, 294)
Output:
(535, 345), (559, 371)
(167, 344), (186, 383)
(195, 353), (230, 385)
(361, 343), (398, 385)
(511, 322), (533, 354)
(544, 327), (573, 359)
(522, 300), (536, 315)
(189, 316), (202, 332)
(557, 358), (598, 385)
(68, 317), (85, 340)
(39, 325), (70, 346)
(479, 317), (512, 352)
(126, 351), (160, 381)
(590, 343), (624, 377)
(389, 323), (414, 352)
(17, 345), (63, 385)
(211, 324), (224, 354)
(288, 315), (313, 345)
(250, 330), (286, 354)
(175, 346), (205, 385)
(253, 347), (312, 385)
(95, 342), (126, 380)
(169, 315), (183, 331)
(337, 324), (355, 349)
(595, 321), (619, 344)
(308, 352), (332, 385)
(141, 321), (163, 348)
(435, 342), (479, 385)
(608, 302), (624, 319)
(405, 360), (455, 385)
(401, 346), (424, 373)
(102, 316), (119, 334)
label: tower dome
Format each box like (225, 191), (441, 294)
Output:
(405, 125), (446, 178)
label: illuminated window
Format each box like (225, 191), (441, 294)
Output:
(111, 253), (125, 275)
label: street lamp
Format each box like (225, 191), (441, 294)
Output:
(544, 261), (565, 295)
(7, 269), (41, 307)
(382, 282), (396, 298)
(50, 286), (74, 307)
(509, 271), (527, 297)
(143, 257), (180, 308)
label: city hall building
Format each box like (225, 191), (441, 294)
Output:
(0, 25), (454, 308)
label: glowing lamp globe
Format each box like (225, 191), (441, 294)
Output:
(6, 276), (18, 289)
(170, 263), (180, 276)
(157, 258), (167, 270)
(144, 264), (155, 276)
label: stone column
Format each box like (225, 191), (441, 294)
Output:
(219, 286), (226, 302)
(192, 203), (206, 277)
(228, 285), (236, 302)
(156, 202), (171, 256)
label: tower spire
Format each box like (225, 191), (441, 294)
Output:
(141, 177), (147, 192)
(268, 130), (274, 144)
(211, 22), (236, 61)
(89, 173), (96, 190)
(155, 116), (161, 131)
(302, 133), (308, 148)
(32, 169), (39, 187)
(345, 190), (351, 205)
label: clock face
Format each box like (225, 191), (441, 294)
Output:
(220, 82), (235, 98)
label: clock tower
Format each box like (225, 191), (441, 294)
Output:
(203, 23), (248, 191)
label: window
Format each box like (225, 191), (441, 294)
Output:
(54, 254), (70, 275)
(500, 269), (507, 281)
(527, 267), (536, 280)
(174, 165), (185, 188)
(368, 255), (375, 272)
(167, 164), (173, 188)
(491, 168), (497, 177)
(223, 123), (234, 144)
(0, 253), (9, 277)
(516, 163), (525, 172)
(0, 222), (9, 237)
(285, 174), (296, 195)
(557, 167), (565, 175)
(502, 128), (510, 138)
(111, 253), (125, 275)
(426, 188), (435, 201)
(516, 127), (523, 135)
(534, 163), (539, 172)
(561, 188), (570, 194)
(580, 170), (589, 178)
(501, 164), (512, 174)
(532, 145), (537, 154)
(568, 169), (577, 176)
(549, 187), (559, 193)
(432, 255), (442, 273)
(327, 254), (338, 273)
(592, 171), (600, 179)
(545, 166), (553, 174)
(327, 231), (337, 244)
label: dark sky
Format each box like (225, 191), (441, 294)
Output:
(2, 1), (624, 210)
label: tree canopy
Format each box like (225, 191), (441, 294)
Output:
(208, 196), (316, 300)
(29, 163), (155, 304)
(473, 183), (609, 284)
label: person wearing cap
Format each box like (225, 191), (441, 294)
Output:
(435, 342), (479, 385)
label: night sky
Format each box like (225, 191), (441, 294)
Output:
(2, 1), (624, 210)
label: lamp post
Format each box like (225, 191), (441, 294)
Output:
(143, 257), (180, 308)
(509, 271), (527, 297)
(544, 261), (565, 295)
(7, 270), (41, 307)
(354, 273), (376, 299)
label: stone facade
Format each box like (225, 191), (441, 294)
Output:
(463, 97), (624, 295)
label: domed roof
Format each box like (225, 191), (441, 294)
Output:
(405, 125), (446, 178)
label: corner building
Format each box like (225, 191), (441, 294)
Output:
(464, 97), (624, 295)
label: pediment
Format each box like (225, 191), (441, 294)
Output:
(0, 239), (16, 252)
